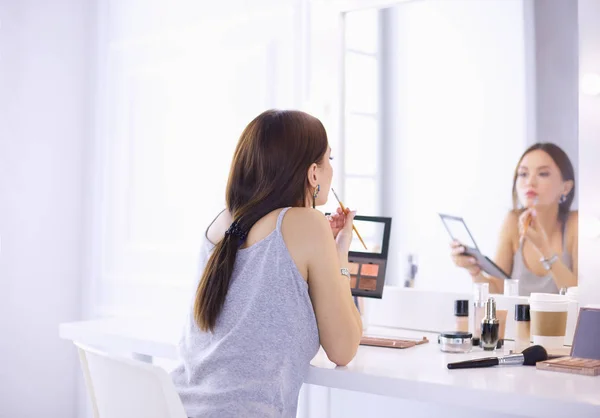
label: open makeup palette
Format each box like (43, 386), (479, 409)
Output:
(346, 215), (392, 299)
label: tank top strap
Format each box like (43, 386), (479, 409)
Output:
(276, 207), (292, 232)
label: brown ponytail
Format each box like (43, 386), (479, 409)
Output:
(193, 109), (328, 331)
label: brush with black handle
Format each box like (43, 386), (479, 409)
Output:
(447, 345), (548, 370)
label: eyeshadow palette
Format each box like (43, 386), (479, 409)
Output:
(346, 215), (392, 299)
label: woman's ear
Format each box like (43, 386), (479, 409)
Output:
(306, 163), (319, 188)
(563, 180), (574, 197)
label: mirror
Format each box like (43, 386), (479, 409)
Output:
(335, 0), (579, 296)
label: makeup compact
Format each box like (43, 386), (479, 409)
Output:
(346, 215), (392, 299)
(438, 213), (511, 281)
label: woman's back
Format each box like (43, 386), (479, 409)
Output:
(171, 208), (320, 417)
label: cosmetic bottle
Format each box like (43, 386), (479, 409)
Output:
(480, 297), (500, 351)
(472, 283), (489, 346)
(454, 300), (469, 332)
(514, 304), (531, 353)
(403, 254), (418, 288)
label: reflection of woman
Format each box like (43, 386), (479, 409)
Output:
(451, 143), (577, 296)
(171, 110), (362, 417)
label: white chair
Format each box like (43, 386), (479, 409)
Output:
(75, 342), (187, 418)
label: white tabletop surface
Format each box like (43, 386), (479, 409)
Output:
(59, 317), (600, 417)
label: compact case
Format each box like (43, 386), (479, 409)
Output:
(346, 215), (392, 299)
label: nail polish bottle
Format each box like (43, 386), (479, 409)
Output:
(480, 297), (499, 351)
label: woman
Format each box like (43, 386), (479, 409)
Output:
(171, 110), (362, 417)
(451, 142), (577, 296)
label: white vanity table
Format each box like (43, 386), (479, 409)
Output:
(59, 288), (600, 418)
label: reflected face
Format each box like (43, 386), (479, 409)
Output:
(515, 150), (566, 208)
(315, 147), (334, 206)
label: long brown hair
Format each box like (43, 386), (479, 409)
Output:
(194, 109), (328, 331)
(511, 142), (575, 220)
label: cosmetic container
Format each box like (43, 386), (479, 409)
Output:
(439, 331), (473, 353)
(472, 283), (489, 346)
(481, 297), (500, 351)
(454, 300), (469, 332)
(514, 304), (531, 353)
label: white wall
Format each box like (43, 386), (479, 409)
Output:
(0, 1), (92, 417)
(531, 0), (579, 207)
(381, 0), (528, 291)
(88, 0), (305, 323)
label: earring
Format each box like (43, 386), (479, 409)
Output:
(559, 194), (567, 204)
(312, 184), (320, 209)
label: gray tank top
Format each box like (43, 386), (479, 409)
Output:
(171, 207), (320, 417)
(512, 222), (572, 296)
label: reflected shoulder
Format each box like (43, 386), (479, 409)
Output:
(566, 210), (578, 234)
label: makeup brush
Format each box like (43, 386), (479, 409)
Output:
(447, 345), (548, 370)
(331, 188), (368, 250)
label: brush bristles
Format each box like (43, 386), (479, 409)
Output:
(522, 345), (548, 365)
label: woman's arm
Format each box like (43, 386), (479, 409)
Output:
(298, 209), (362, 366)
(474, 212), (517, 294)
(538, 211), (578, 289)
(453, 212), (517, 294)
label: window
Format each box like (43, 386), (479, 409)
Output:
(342, 8), (381, 218)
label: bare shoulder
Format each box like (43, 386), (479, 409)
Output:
(566, 210), (578, 228)
(566, 210), (578, 243)
(502, 210), (520, 227)
(500, 210), (520, 249)
(281, 208), (333, 280)
(206, 209), (232, 245)
(282, 207), (330, 237)
(501, 210), (520, 234)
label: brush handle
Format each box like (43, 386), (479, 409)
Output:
(447, 357), (500, 369)
(336, 201), (367, 250)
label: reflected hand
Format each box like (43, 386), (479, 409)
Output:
(450, 240), (481, 276)
(518, 209), (551, 256)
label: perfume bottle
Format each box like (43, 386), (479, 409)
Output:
(480, 297), (500, 351)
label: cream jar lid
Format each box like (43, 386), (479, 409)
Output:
(439, 331), (472, 344)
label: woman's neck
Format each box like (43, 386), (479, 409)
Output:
(535, 204), (561, 235)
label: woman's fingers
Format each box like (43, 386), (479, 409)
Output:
(453, 254), (478, 268)
(451, 245), (466, 255)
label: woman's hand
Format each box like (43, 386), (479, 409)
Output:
(450, 240), (481, 276)
(518, 209), (552, 256)
(330, 208), (356, 255)
(327, 207), (346, 239)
